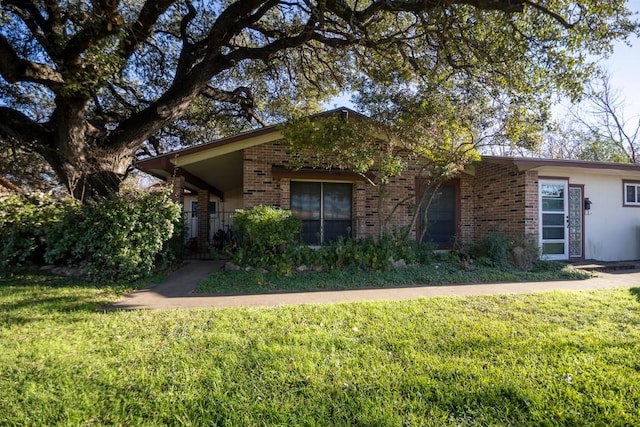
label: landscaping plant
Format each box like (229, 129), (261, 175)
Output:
(0, 191), (181, 280)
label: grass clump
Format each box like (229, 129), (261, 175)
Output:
(1, 276), (639, 426)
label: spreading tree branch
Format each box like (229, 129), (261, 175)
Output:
(0, 34), (64, 87)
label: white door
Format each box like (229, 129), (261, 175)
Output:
(540, 180), (569, 260)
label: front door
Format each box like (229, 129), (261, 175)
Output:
(539, 180), (569, 260)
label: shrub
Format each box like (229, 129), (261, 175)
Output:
(466, 231), (512, 267)
(511, 235), (540, 271)
(0, 194), (67, 274)
(263, 234), (434, 274)
(465, 231), (540, 271)
(232, 206), (302, 273)
(45, 191), (182, 280)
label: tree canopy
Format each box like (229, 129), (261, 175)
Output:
(0, 0), (637, 199)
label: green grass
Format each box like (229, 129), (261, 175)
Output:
(196, 261), (591, 295)
(1, 275), (639, 426)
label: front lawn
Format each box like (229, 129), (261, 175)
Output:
(196, 261), (591, 294)
(1, 275), (639, 426)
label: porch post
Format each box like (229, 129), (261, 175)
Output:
(170, 176), (185, 205)
(197, 189), (210, 252)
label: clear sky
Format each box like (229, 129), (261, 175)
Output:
(601, 32), (640, 118)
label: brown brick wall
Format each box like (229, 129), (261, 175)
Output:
(459, 174), (475, 245)
(243, 142), (289, 208)
(197, 189), (210, 250)
(242, 143), (541, 244)
(470, 163), (538, 241)
(170, 176), (185, 205)
(243, 141), (423, 240)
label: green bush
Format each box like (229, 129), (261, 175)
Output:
(0, 194), (67, 274)
(0, 191), (181, 280)
(45, 191), (182, 280)
(232, 206), (302, 273)
(232, 226), (436, 275)
(466, 231), (512, 267)
(465, 231), (540, 271)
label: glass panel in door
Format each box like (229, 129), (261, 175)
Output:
(540, 180), (568, 260)
(568, 186), (583, 258)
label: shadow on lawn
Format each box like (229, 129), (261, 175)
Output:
(629, 287), (640, 303)
(0, 273), (149, 326)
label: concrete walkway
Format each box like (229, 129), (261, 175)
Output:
(110, 260), (640, 310)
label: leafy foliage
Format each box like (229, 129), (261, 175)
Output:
(283, 115), (381, 175)
(0, 1), (637, 198)
(0, 192), (181, 280)
(232, 226), (436, 275)
(0, 194), (68, 273)
(464, 231), (540, 271)
(45, 192), (182, 280)
(232, 206), (302, 274)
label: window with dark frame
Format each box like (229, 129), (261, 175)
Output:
(191, 201), (218, 216)
(623, 181), (640, 206)
(290, 181), (352, 245)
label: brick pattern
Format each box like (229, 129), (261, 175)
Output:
(243, 142), (289, 208)
(458, 174), (475, 245)
(170, 176), (185, 205)
(243, 141), (422, 240)
(242, 141), (541, 244)
(465, 163), (539, 241)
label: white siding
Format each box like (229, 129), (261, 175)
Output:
(536, 167), (640, 261)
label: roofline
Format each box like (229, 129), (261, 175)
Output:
(481, 155), (640, 172)
(135, 107), (367, 168)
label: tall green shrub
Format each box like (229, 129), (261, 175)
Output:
(45, 191), (182, 280)
(0, 194), (66, 274)
(232, 206), (301, 273)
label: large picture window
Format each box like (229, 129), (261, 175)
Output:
(623, 181), (640, 206)
(291, 181), (352, 244)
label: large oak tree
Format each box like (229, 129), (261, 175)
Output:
(0, 0), (637, 200)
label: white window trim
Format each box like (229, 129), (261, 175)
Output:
(623, 181), (640, 206)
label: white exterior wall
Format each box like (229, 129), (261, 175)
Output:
(537, 167), (640, 261)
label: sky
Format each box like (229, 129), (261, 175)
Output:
(601, 34), (640, 118)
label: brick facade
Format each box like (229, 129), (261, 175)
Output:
(241, 142), (540, 245)
(170, 176), (185, 205)
(196, 189), (210, 251)
(463, 162), (539, 243)
(243, 141), (422, 240)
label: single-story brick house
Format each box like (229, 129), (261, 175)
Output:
(137, 108), (640, 262)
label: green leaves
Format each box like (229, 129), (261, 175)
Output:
(0, 191), (181, 280)
(282, 116), (379, 174)
(233, 206), (302, 274)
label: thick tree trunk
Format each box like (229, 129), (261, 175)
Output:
(36, 98), (140, 201)
(40, 134), (136, 201)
